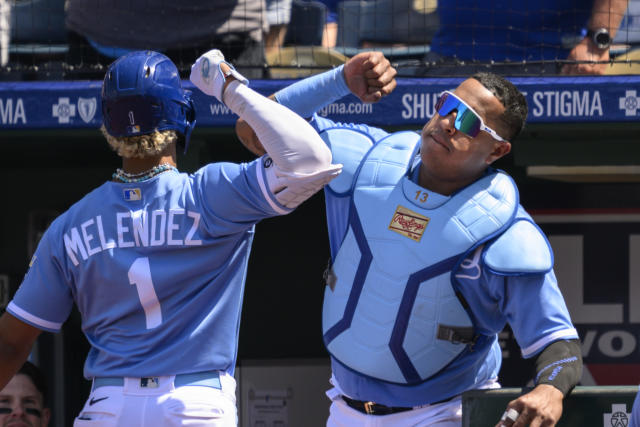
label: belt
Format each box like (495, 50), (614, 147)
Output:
(342, 396), (413, 416)
(92, 371), (221, 391)
(341, 394), (456, 416)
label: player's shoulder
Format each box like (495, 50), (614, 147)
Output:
(195, 161), (249, 181)
(482, 206), (553, 276)
(34, 183), (111, 247)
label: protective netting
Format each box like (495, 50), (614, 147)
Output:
(1, 0), (639, 80)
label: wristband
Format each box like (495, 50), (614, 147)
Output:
(274, 65), (350, 118)
(534, 339), (582, 396)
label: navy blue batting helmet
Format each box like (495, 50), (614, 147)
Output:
(102, 50), (196, 151)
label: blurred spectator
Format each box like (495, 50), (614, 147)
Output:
(0, 361), (50, 427)
(0, 0), (9, 66)
(338, 0), (438, 48)
(65, 0), (269, 78)
(265, 0), (293, 55)
(418, 0), (629, 75)
(317, 0), (340, 47)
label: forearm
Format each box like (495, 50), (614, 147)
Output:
(533, 339), (583, 396)
(274, 66), (350, 119)
(224, 80), (334, 174)
(589, 0), (628, 38)
(0, 312), (39, 389)
(497, 341), (580, 426)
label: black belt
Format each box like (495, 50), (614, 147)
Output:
(341, 394), (456, 416)
(342, 396), (413, 416)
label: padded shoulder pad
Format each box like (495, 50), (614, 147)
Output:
(320, 128), (375, 194)
(482, 218), (553, 275)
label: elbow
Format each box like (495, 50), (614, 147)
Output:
(297, 134), (333, 174)
(315, 141), (334, 169)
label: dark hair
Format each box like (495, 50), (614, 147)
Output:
(17, 361), (47, 405)
(471, 72), (528, 141)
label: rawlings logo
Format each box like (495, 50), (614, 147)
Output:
(388, 205), (429, 242)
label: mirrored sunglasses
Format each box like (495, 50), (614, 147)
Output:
(434, 91), (507, 142)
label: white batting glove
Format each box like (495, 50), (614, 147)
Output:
(189, 49), (249, 103)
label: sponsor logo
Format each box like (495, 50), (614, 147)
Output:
(123, 188), (142, 201)
(531, 90), (603, 117)
(400, 90), (612, 120)
(77, 97), (97, 123)
(388, 205), (429, 242)
(0, 98), (27, 125)
(604, 403), (630, 427)
(619, 90), (640, 117)
(263, 156), (273, 168)
(52, 97), (76, 124)
(209, 103), (231, 115)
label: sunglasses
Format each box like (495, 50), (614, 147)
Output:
(434, 91), (507, 142)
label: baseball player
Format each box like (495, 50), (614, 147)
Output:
(236, 51), (583, 426)
(0, 49), (341, 426)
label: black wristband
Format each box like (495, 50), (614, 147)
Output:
(533, 339), (583, 396)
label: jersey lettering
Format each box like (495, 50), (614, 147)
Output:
(64, 208), (203, 266)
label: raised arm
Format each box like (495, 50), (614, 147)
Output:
(274, 51), (397, 117)
(235, 51), (397, 156)
(190, 49), (342, 208)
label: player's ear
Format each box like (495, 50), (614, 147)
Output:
(42, 407), (51, 426)
(485, 141), (511, 164)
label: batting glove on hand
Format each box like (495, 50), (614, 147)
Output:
(189, 49), (249, 103)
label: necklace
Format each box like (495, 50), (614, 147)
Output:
(113, 163), (178, 183)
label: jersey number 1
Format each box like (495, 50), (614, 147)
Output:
(128, 257), (162, 329)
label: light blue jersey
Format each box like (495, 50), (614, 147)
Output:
(311, 115), (578, 407)
(8, 158), (289, 380)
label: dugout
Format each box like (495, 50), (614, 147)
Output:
(462, 386), (639, 426)
(1, 75), (640, 426)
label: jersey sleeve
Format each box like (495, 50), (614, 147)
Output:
(8, 226), (74, 332)
(456, 251), (578, 359)
(500, 270), (579, 358)
(193, 160), (293, 234)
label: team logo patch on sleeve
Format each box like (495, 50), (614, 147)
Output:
(389, 205), (429, 242)
(123, 188), (142, 201)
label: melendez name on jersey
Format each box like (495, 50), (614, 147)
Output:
(63, 192), (203, 266)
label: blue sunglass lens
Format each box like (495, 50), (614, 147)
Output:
(435, 92), (482, 138)
(455, 109), (482, 137)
